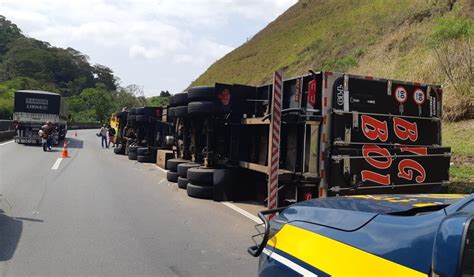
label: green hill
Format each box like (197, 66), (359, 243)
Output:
(191, 0), (473, 121)
(191, 0), (473, 190)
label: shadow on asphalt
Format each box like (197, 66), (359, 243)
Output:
(0, 212), (22, 261)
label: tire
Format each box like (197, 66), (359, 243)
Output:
(177, 163), (200, 177)
(137, 154), (154, 163)
(173, 92), (188, 106)
(187, 183), (213, 199)
(137, 147), (149, 155)
(114, 147), (124, 155)
(188, 86), (215, 102)
(168, 95), (175, 107)
(136, 115), (150, 123)
(177, 177), (188, 189)
(187, 167), (214, 186)
(117, 111), (128, 120)
(128, 115), (136, 123)
(174, 105), (188, 117)
(128, 151), (138, 160)
(166, 158), (188, 172)
(168, 107), (176, 118)
(188, 101), (220, 115)
(129, 108), (137, 115)
(167, 171), (179, 182)
(129, 145), (138, 153)
(135, 107), (146, 115)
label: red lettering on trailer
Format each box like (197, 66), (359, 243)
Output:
(400, 146), (427, 155)
(362, 144), (392, 169)
(397, 159), (426, 183)
(361, 115), (389, 142)
(361, 170), (390, 185)
(308, 80), (317, 107)
(393, 117), (418, 142)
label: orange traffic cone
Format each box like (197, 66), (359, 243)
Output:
(61, 140), (69, 158)
(74, 131), (78, 137)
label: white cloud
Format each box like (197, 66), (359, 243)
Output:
(0, 0), (297, 95)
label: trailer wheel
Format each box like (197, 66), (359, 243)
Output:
(136, 115), (150, 123)
(114, 147), (124, 155)
(128, 115), (137, 123)
(174, 106), (188, 117)
(188, 86), (215, 102)
(173, 92), (188, 106)
(168, 95), (175, 107)
(135, 107), (146, 115)
(168, 107), (176, 118)
(188, 101), (220, 115)
(167, 171), (179, 182)
(166, 158), (188, 172)
(187, 183), (213, 199)
(137, 147), (149, 155)
(128, 151), (138, 160)
(187, 167), (214, 186)
(128, 145), (138, 153)
(177, 177), (188, 189)
(137, 154), (154, 163)
(177, 163), (200, 177)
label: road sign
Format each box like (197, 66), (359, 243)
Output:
(394, 86), (408, 104)
(413, 88), (425, 105)
(267, 70), (283, 210)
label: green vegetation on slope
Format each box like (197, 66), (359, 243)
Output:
(192, 0), (472, 120)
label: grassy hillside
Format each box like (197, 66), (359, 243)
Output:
(192, 0), (473, 192)
(191, 0), (472, 119)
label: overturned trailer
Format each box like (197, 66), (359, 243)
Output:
(163, 71), (450, 208)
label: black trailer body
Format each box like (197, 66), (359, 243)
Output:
(13, 90), (68, 144)
(221, 71), (448, 207)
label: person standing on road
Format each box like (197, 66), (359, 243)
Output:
(100, 124), (108, 148)
(38, 128), (47, 151)
(108, 125), (116, 148)
(41, 121), (53, 151)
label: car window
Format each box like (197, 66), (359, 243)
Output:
(460, 201), (474, 212)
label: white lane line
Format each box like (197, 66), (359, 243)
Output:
(51, 158), (63, 170)
(0, 140), (14, 146)
(221, 202), (261, 224)
(262, 248), (318, 277)
(155, 165), (168, 173)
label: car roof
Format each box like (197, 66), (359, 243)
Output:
(292, 194), (468, 214)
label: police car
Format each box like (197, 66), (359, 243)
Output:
(248, 194), (474, 276)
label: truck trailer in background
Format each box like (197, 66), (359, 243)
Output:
(13, 90), (68, 145)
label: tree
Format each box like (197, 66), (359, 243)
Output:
(147, 96), (168, 107)
(159, 90), (171, 97)
(0, 15), (23, 55)
(93, 64), (117, 91)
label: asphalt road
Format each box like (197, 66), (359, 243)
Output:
(0, 130), (257, 276)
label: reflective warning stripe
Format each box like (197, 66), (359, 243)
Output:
(268, 70), (283, 209)
(267, 224), (426, 277)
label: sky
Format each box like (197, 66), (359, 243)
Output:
(0, 0), (297, 96)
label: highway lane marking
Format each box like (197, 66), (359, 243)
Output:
(51, 158), (63, 170)
(221, 202), (261, 224)
(0, 140), (14, 146)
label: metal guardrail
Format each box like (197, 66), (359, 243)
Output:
(0, 120), (13, 132)
(68, 123), (102, 130)
(0, 130), (16, 142)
